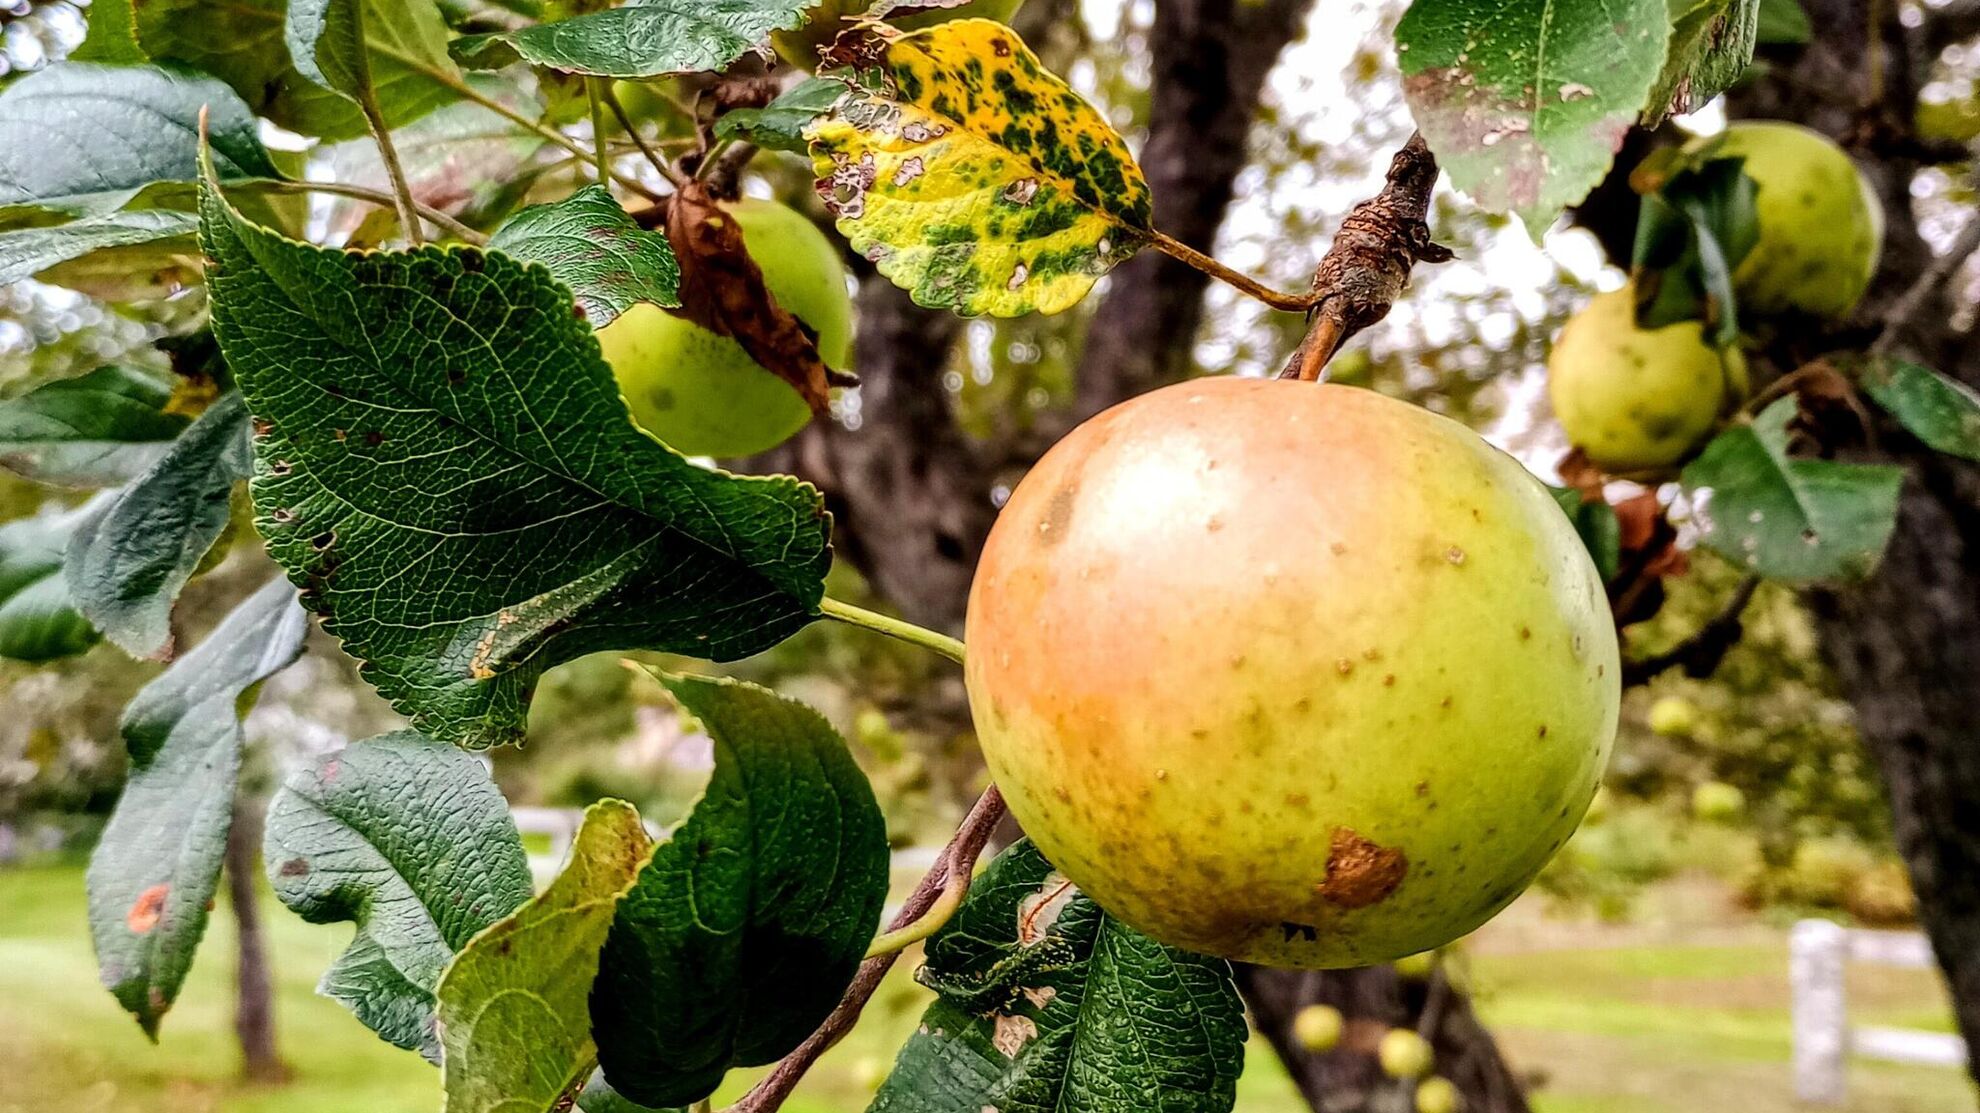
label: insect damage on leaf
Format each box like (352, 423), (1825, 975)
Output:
(806, 19), (1151, 316)
(664, 180), (854, 415)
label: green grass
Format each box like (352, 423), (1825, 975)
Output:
(0, 865), (1971, 1113)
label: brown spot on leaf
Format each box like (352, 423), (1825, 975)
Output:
(1316, 827), (1407, 909)
(127, 884), (170, 934)
(991, 1013), (1037, 1057)
(279, 858), (310, 878)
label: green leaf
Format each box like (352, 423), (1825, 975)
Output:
(1755, 0), (1810, 43)
(0, 64), (282, 219)
(489, 185), (681, 328)
(808, 21), (1151, 316)
(264, 731), (534, 1059)
(714, 76), (846, 154)
(1396, 0), (1669, 239)
(872, 839), (1246, 1113)
(0, 501), (103, 662)
(65, 393), (251, 660)
(72, 0), (148, 63)
(1548, 486), (1622, 583)
(0, 365), (190, 488)
(1646, 0), (1759, 124)
(199, 175), (832, 750)
(591, 671), (889, 1108)
(439, 800), (656, 1113)
(72, 0), (453, 140)
(1859, 358), (1980, 463)
(453, 0), (811, 78)
(0, 207), (199, 289)
(86, 578), (308, 1035)
(1681, 397), (1904, 580)
(284, 0), (464, 135)
(1631, 155), (1759, 344)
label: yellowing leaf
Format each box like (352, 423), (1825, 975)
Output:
(437, 800), (655, 1113)
(806, 20), (1150, 317)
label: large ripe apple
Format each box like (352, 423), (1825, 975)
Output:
(1691, 121), (1883, 320)
(595, 199), (852, 459)
(965, 378), (1619, 968)
(1547, 286), (1747, 471)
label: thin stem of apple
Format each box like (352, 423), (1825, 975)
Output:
(726, 787), (1007, 1113)
(1149, 230), (1320, 312)
(237, 179), (487, 245)
(600, 82), (686, 186)
(586, 78), (613, 189)
(819, 597), (966, 664)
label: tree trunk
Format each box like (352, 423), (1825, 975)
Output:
(1724, 0), (1980, 1078)
(226, 798), (288, 1084)
(1238, 964), (1529, 1113)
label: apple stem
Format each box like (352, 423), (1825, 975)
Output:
(1149, 231), (1321, 312)
(726, 787), (1008, 1113)
(820, 596), (966, 664)
(1277, 131), (1452, 382)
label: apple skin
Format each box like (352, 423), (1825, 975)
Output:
(1416, 1077), (1462, 1113)
(595, 199), (852, 458)
(965, 378), (1619, 968)
(1692, 781), (1746, 824)
(1379, 1029), (1435, 1079)
(1292, 1004), (1345, 1052)
(1547, 286), (1747, 471)
(1692, 121), (1883, 320)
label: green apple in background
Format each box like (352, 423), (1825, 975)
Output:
(773, 0), (1027, 69)
(595, 199), (852, 458)
(1689, 121), (1883, 320)
(1692, 781), (1747, 824)
(1647, 694), (1700, 737)
(1292, 1004), (1345, 1052)
(1547, 286), (1747, 471)
(966, 378), (1618, 968)
(1416, 1076), (1462, 1113)
(1379, 1029), (1435, 1079)
(1393, 950), (1437, 980)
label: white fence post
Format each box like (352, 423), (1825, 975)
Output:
(1792, 919), (1849, 1106)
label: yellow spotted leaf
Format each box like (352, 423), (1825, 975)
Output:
(806, 20), (1150, 317)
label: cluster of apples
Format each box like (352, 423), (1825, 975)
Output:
(1549, 123), (1883, 470)
(1288, 953), (1464, 1111)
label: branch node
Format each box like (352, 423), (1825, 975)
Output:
(1279, 132), (1450, 381)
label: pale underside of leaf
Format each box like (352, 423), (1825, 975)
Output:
(807, 21), (1151, 317)
(0, 364), (188, 488)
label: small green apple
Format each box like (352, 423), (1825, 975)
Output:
(1548, 286), (1747, 471)
(966, 378), (1619, 968)
(1393, 950), (1437, 981)
(1292, 1004), (1345, 1053)
(1379, 1029), (1434, 1080)
(1647, 695), (1699, 737)
(595, 198), (852, 458)
(1416, 1076), (1462, 1113)
(1692, 781), (1746, 824)
(1688, 121), (1883, 320)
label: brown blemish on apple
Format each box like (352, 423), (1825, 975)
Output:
(1316, 827), (1407, 909)
(127, 883), (170, 934)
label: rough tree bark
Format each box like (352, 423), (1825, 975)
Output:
(1750, 0), (1980, 1075)
(226, 797), (287, 1083)
(758, 0), (1536, 1109)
